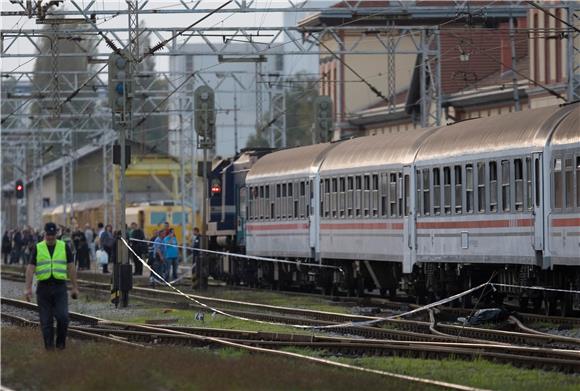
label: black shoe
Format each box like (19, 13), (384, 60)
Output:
(56, 345), (65, 350)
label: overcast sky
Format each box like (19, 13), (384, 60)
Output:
(0, 1), (332, 73)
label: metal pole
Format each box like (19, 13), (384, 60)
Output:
(234, 83), (239, 154)
(179, 97), (187, 270)
(509, 15), (521, 111)
(201, 145), (208, 291)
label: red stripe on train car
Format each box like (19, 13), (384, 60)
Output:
(551, 218), (580, 227)
(320, 222), (404, 230)
(246, 223), (309, 231)
(416, 219), (534, 229)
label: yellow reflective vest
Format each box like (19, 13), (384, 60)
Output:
(35, 240), (68, 281)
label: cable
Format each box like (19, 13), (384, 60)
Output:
(527, 1), (580, 34)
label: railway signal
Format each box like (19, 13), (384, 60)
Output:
(315, 96), (333, 142)
(194, 85), (216, 149)
(108, 52), (129, 113)
(15, 179), (24, 199)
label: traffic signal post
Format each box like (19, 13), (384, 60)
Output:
(108, 51), (132, 307)
(194, 85), (216, 291)
(315, 96), (333, 142)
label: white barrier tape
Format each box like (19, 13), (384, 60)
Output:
(122, 237), (492, 331)
(129, 238), (343, 271)
(122, 237), (328, 329)
(491, 283), (580, 295)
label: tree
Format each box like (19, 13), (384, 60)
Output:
(246, 72), (320, 149)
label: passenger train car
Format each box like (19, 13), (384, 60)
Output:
(207, 104), (580, 314)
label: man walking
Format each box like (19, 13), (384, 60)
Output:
(24, 222), (79, 350)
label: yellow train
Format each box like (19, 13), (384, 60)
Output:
(43, 200), (200, 242)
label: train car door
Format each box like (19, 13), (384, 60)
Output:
(309, 175), (321, 262)
(532, 153), (544, 252)
(402, 166), (416, 273)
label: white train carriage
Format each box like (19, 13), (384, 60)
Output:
(412, 105), (575, 269)
(546, 106), (580, 267)
(241, 103), (579, 306)
(317, 126), (440, 285)
(246, 143), (336, 259)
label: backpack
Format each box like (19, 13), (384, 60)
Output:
(100, 232), (114, 249)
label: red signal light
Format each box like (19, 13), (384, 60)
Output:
(16, 184), (23, 191)
(211, 184), (221, 194)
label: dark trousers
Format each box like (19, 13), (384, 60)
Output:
(36, 282), (69, 349)
(131, 252), (143, 275)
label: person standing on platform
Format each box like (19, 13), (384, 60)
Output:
(2, 230), (12, 265)
(24, 222), (79, 350)
(163, 228), (179, 281)
(99, 224), (114, 273)
(84, 223), (95, 263)
(129, 222), (146, 276)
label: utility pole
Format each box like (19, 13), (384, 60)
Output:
(509, 14), (521, 111)
(234, 83), (239, 154)
(194, 85), (215, 291)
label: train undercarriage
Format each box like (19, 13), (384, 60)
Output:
(208, 249), (580, 316)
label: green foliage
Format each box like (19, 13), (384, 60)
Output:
(247, 72), (320, 149)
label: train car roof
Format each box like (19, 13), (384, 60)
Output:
(415, 104), (574, 163)
(246, 143), (335, 182)
(319, 126), (440, 174)
(550, 104), (580, 147)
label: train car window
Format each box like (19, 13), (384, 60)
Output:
(355, 176), (362, 217)
(372, 174), (379, 217)
(275, 184), (280, 219)
(259, 186), (264, 220)
(324, 179), (330, 218)
(389, 173), (397, 217)
(347, 176), (354, 217)
(454, 165), (463, 214)
(404, 174), (410, 216)
(173, 212), (189, 224)
(565, 158), (574, 209)
(514, 159), (524, 212)
(423, 169), (431, 216)
(398, 172), (404, 217)
(300, 182), (305, 196)
(299, 181), (305, 218)
(553, 158), (563, 209)
(489, 161), (498, 212)
(433, 168), (441, 215)
(339, 177), (346, 218)
(364, 175), (371, 217)
(466, 164), (474, 213)
(380, 173), (388, 217)
(416, 170), (422, 217)
(288, 182), (293, 197)
(294, 183), (299, 219)
(577, 156), (580, 208)
(331, 178), (338, 218)
(501, 160), (511, 212)
(477, 163), (485, 213)
(525, 157), (533, 210)
(535, 159), (541, 208)
(443, 167), (451, 215)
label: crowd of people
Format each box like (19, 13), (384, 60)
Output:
(2, 222), (202, 285)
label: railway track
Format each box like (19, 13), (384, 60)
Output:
(3, 297), (579, 374)
(4, 271), (580, 347)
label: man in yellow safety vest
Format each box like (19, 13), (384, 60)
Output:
(24, 222), (79, 350)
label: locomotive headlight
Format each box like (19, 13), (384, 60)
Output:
(211, 179), (222, 195)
